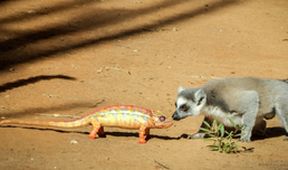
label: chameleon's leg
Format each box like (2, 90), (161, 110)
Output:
(145, 128), (150, 140)
(138, 126), (148, 144)
(89, 122), (102, 139)
(97, 126), (106, 137)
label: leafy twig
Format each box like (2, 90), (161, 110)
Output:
(201, 119), (254, 153)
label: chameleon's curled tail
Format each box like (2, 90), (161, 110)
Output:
(0, 116), (91, 128)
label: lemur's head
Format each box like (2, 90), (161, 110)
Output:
(172, 87), (207, 121)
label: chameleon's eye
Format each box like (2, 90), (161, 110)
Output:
(159, 115), (166, 122)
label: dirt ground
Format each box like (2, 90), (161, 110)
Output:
(0, 0), (288, 169)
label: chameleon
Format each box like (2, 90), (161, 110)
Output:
(0, 105), (173, 144)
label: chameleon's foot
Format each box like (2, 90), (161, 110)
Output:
(89, 123), (102, 139)
(89, 128), (99, 139)
(97, 127), (106, 137)
(138, 139), (147, 144)
(138, 127), (149, 144)
(88, 133), (97, 139)
(88, 130), (97, 139)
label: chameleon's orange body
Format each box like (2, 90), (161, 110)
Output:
(0, 105), (173, 143)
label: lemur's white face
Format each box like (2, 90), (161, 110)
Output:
(172, 87), (207, 120)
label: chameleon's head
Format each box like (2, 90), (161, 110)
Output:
(151, 113), (173, 129)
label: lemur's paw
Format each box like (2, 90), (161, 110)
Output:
(181, 133), (206, 139)
(240, 136), (251, 142)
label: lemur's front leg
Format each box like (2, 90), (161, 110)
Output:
(239, 91), (259, 142)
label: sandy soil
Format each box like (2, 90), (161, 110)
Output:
(0, 0), (288, 169)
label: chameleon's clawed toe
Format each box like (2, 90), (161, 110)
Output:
(88, 135), (96, 139)
(138, 140), (147, 144)
(89, 130), (98, 139)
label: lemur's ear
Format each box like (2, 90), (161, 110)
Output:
(194, 89), (206, 100)
(177, 86), (185, 93)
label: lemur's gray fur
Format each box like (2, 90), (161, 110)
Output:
(172, 77), (288, 142)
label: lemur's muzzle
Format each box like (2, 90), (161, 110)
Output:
(172, 112), (181, 121)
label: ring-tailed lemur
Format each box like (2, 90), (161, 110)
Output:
(172, 77), (288, 142)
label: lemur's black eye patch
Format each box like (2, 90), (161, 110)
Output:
(179, 104), (189, 112)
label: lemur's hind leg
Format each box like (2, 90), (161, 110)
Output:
(252, 118), (267, 138)
(275, 98), (288, 134)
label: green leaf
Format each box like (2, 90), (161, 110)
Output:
(199, 127), (213, 133)
(203, 121), (211, 128)
(234, 133), (241, 137)
(219, 124), (225, 137)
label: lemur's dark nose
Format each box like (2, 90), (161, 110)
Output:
(172, 112), (181, 121)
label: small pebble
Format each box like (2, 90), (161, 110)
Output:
(104, 67), (110, 71)
(96, 68), (103, 73)
(27, 10), (35, 14)
(70, 139), (79, 144)
(52, 114), (61, 118)
(9, 68), (15, 72)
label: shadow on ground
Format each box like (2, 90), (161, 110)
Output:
(252, 127), (288, 140)
(0, 125), (182, 142)
(0, 74), (76, 93)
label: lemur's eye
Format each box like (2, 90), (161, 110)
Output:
(179, 104), (189, 112)
(159, 115), (166, 122)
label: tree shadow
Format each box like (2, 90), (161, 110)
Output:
(0, 0), (98, 25)
(0, 0), (240, 71)
(0, 0), (11, 5)
(0, 99), (105, 118)
(0, 74), (76, 93)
